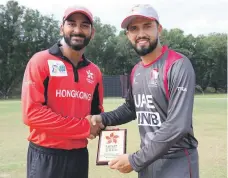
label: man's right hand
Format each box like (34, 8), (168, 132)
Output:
(86, 115), (104, 139)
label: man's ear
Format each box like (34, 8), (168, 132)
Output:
(126, 30), (130, 39)
(91, 27), (95, 40)
(124, 30), (128, 36)
(158, 24), (163, 37)
(60, 24), (64, 36)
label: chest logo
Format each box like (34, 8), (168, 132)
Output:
(148, 68), (159, 87)
(48, 60), (67, 76)
(86, 70), (94, 84)
(133, 73), (140, 84)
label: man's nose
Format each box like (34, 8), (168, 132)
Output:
(73, 25), (83, 33)
(137, 28), (147, 38)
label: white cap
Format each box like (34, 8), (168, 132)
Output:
(121, 4), (160, 29)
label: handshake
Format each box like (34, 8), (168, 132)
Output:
(85, 115), (105, 139)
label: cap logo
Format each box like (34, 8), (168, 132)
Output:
(131, 4), (151, 12)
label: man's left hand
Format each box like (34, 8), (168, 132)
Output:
(108, 154), (133, 173)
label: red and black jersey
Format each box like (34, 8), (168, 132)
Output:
(21, 42), (104, 150)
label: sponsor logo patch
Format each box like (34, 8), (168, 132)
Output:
(48, 60), (67, 76)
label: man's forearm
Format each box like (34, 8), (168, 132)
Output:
(101, 103), (136, 126)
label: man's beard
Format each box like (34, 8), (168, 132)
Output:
(132, 37), (158, 56)
(63, 33), (91, 51)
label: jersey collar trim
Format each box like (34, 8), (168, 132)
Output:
(141, 45), (168, 68)
(48, 41), (90, 68)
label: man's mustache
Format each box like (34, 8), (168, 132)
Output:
(70, 34), (86, 38)
(136, 37), (150, 43)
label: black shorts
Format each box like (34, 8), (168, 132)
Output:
(27, 142), (88, 178)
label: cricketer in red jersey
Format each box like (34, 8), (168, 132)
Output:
(21, 5), (104, 178)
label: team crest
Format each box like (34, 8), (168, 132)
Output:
(148, 68), (159, 87)
(86, 70), (94, 84)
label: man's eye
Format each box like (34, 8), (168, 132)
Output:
(146, 25), (152, 28)
(68, 23), (75, 26)
(129, 26), (137, 31)
(81, 24), (90, 28)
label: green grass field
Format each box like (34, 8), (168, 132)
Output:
(0, 94), (227, 178)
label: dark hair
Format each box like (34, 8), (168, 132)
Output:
(155, 20), (159, 26)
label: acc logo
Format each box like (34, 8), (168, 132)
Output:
(86, 70), (94, 84)
(48, 60), (67, 76)
(133, 73), (140, 84)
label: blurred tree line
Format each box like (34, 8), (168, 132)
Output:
(0, 1), (227, 98)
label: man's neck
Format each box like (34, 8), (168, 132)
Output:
(141, 44), (163, 65)
(60, 42), (84, 67)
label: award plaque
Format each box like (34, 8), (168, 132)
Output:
(96, 129), (127, 165)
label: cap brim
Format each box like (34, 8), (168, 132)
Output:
(121, 15), (156, 29)
(64, 10), (93, 24)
